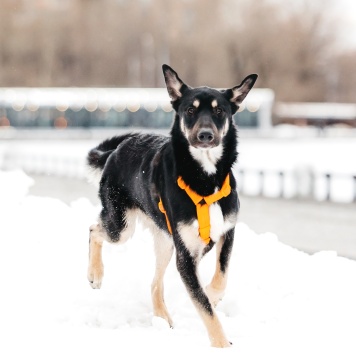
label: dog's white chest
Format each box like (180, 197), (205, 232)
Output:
(208, 203), (236, 242)
(178, 203), (237, 255)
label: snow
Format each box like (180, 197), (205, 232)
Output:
(1, 170), (356, 355)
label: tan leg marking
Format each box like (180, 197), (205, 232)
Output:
(87, 223), (105, 289)
(205, 237), (227, 307)
(87, 210), (138, 289)
(202, 313), (231, 348)
(193, 299), (231, 348)
(151, 228), (174, 327)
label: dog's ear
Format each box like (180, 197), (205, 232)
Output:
(162, 64), (189, 102)
(224, 74), (258, 114)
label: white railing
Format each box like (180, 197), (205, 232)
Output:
(235, 169), (356, 203)
(0, 144), (355, 203)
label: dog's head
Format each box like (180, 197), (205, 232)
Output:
(162, 64), (257, 149)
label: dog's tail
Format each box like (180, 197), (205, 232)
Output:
(86, 135), (127, 186)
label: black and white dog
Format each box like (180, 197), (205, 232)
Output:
(87, 65), (257, 347)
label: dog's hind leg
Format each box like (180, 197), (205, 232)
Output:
(206, 228), (234, 307)
(151, 231), (174, 327)
(87, 223), (105, 289)
(87, 209), (138, 289)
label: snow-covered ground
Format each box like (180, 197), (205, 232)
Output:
(1, 170), (356, 355)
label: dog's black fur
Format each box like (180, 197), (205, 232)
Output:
(87, 65), (257, 347)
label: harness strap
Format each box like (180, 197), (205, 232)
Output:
(158, 174), (231, 245)
(158, 198), (173, 234)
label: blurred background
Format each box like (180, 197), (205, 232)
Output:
(0, 0), (355, 259)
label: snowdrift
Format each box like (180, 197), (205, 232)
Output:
(1, 170), (355, 355)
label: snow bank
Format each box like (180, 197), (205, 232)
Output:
(1, 170), (355, 355)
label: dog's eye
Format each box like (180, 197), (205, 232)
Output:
(187, 107), (195, 115)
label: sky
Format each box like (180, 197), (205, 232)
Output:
(330, 0), (356, 50)
(269, 0), (356, 51)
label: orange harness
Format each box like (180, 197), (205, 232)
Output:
(158, 174), (231, 244)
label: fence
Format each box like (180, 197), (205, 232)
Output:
(235, 168), (356, 203)
(0, 143), (355, 203)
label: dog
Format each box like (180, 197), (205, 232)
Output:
(87, 65), (257, 347)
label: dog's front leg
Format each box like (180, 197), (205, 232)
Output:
(206, 228), (234, 307)
(176, 246), (231, 348)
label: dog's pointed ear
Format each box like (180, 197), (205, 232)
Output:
(162, 64), (189, 102)
(224, 74), (258, 114)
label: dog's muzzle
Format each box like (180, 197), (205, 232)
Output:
(188, 123), (220, 148)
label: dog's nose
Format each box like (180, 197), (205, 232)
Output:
(197, 129), (214, 143)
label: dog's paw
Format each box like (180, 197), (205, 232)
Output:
(152, 316), (172, 330)
(152, 310), (173, 328)
(205, 284), (224, 307)
(211, 337), (232, 348)
(87, 264), (103, 289)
